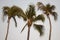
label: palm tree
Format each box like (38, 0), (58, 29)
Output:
(21, 4), (45, 40)
(2, 5), (26, 40)
(37, 2), (58, 40)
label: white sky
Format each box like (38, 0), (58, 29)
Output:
(0, 0), (60, 40)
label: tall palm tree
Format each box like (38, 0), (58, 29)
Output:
(21, 4), (45, 40)
(2, 5), (26, 40)
(37, 2), (58, 40)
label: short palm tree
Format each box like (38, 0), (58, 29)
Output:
(37, 2), (58, 40)
(21, 4), (45, 40)
(2, 5), (26, 40)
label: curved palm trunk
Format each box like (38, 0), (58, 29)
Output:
(27, 27), (30, 40)
(48, 15), (52, 40)
(5, 17), (10, 40)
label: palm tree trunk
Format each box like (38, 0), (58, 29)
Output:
(48, 15), (52, 40)
(5, 17), (10, 40)
(27, 27), (30, 40)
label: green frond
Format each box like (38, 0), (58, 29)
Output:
(37, 2), (45, 10)
(33, 24), (44, 36)
(11, 6), (24, 17)
(37, 2), (43, 5)
(46, 4), (55, 12)
(11, 6), (27, 21)
(3, 6), (12, 17)
(26, 4), (36, 18)
(46, 4), (50, 8)
(50, 5), (55, 10)
(37, 2), (43, 8)
(3, 6), (10, 11)
(46, 4), (51, 12)
(2, 6), (10, 21)
(13, 17), (17, 27)
(33, 14), (45, 22)
(51, 12), (58, 20)
(3, 6), (10, 16)
(20, 13), (27, 21)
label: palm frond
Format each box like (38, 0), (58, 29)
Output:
(33, 24), (44, 36)
(37, 2), (45, 10)
(51, 12), (58, 20)
(13, 17), (17, 27)
(26, 4), (36, 18)
(46, 4), (51, 11)
(46, 4), (55, 13)
(20, 12), (27, 21)
(46, 4), (50, 8)
(50, 5), (55, 10)
(2, 6), (10, 21)
(11, 6), (23, 13)
(33, 14), (45, 22)
(3, 6), (10, 11)
(3, 6), (10, 15)
(37, 2), (43, 5)
(11, 6), (27, 21)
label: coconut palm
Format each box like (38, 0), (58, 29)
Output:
(37, 2), (58, 40)
(2, 5), (26, 40)
(21, 4), (45, 40)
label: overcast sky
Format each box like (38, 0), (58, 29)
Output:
(0, 0), (60, 40)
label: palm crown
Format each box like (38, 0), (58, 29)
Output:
(3, 5), (26, 26)
(37, 2), (57, 20)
